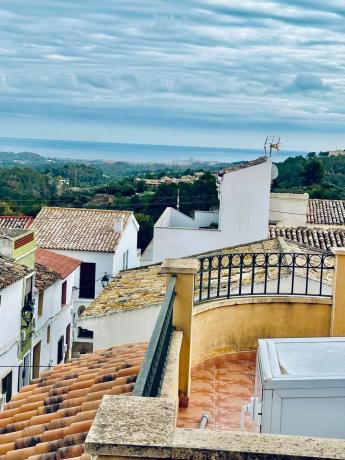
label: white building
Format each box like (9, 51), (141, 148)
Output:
(32, 207), (140, 312)
(142, 157), (272, 264)
(0, 257), (34, 404)
(31, 248), (81, 378)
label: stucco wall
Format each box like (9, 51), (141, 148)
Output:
(78, 303), (160, 349)
(150, 160), (272, 263)
(32, 270), (76, 375)
(269, 192), (308, 226)
(192, 296), (332, 365)
(0, 279), (24, 398)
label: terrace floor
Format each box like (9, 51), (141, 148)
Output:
(177, 351), (256, 431)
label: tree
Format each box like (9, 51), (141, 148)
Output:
(302, 159), (325, 186)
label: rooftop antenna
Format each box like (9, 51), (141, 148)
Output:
(264, 136), (281, 157)
(176, 187), (180, 211)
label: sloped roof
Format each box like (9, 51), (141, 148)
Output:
(0, 343), (146, 460)
(307, 199), (345, 226)
(219, 157), (268, 175)
(0, 256), (33, 290)
(269, 226), (345, 251)
(34, 263), (61, 293)
(0, 216), (33, 230)
(82, 237), (320, 319)
(32, 207), (132, 253)
(36, 248), (81, 280)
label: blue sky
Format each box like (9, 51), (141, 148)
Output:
(0, 0), (344, 151)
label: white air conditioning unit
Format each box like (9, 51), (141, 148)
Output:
(242, 338), (345, 439)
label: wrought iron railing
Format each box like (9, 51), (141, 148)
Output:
(133, 276), (176, 397)
(195, 252), (335, 303)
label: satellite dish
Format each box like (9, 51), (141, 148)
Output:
(271, 163), (279, 181)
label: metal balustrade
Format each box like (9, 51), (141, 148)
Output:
(133, 275), (176, 397)
(195, 252), (335, 303)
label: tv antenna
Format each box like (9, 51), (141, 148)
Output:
(264, 136), (281, 157)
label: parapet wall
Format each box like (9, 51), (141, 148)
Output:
(192, 296), (332, 365)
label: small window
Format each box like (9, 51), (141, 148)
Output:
(122, 250), (129, 270)
(38, 292), (44, 317)
(2, 371), (12, 403)
(57, 336), (64, 364)
(47, 325), (51, 344)
(61, 281), (67, 306)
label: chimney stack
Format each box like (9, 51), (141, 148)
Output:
(114, 216), (123, 233)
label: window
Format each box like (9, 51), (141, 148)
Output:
(2, 371), (12, 403)
(57, 336), (64, 364)
(38, 292), (44, 317)
(24, 276), (33, 305)
(61, 281), (67, 306)
(32, 341), (41, 379)
(18, 353), (30, 390)
(79, 262), (96, 299)
(122, 250), (129, 270)
(65, 324), (71, 362)
(78, 327), (94, 339)
(47, 325), (51, 344)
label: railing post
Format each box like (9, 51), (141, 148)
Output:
(160, 258), (199, 407)
(330, 248), (345, 336)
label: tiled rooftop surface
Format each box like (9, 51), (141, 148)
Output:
(0, 256), (33, 290)
(307, 199), (345, 226)
(219, 157), (267, 175)
(82, 264), (165, 317)
(269, 226), (345, 251)
(34, 263), (61, 293)
(82, 237), (321, 318)
(32, 207), (132, 253)
(36, 248), (81, 280)
(178, 352), (256, 431)
(0, 216), (33, 230)
(0, 343), (146, 460)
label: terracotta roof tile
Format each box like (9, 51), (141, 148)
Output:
(34, 264), (60, 293)
(0, 343), (146, 460)
(0, 217), (33, 230)
(0, 256), (33, 290)
(35, 249), (80, 280)
(307, 199), (345, 226)
(269, 226), (345, 251)
(219, 157), (268, 175)
(32, 207), (132, 253)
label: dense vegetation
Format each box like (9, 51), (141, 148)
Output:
(1, 150), (345, 251)
(272, 153), (345, 199)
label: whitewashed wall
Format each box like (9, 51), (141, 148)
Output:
(77, 303), (160, 350)
(269, 193), (308, 226)
(0, 279), (26, 400)
(32, 269), (77, 376)
(149, 160), (272, 264)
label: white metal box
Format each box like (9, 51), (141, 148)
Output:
(250, 337), (345, 439)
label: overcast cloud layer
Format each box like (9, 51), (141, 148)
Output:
(0, 0), (344, 150)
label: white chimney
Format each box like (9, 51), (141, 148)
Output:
(114, 216), (123, 233)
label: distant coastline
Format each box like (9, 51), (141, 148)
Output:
(0, 136), (306, 163)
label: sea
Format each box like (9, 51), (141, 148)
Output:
(0, 137), (306, 164)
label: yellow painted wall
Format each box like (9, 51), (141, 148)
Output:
(13, 238), (36, 269)
(192, 296), (332, 365)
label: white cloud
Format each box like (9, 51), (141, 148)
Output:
(0, 0), (344, 148)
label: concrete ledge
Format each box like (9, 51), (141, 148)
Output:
(160, 331), (183, 402)
(160, 258), (199, 275)
(86, 395), (345, 459)
(194, 295), (333, 315)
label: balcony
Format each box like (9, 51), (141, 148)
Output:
(85, 248), (345, 460)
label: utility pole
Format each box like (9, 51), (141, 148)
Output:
(177, 187), (180, 211)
